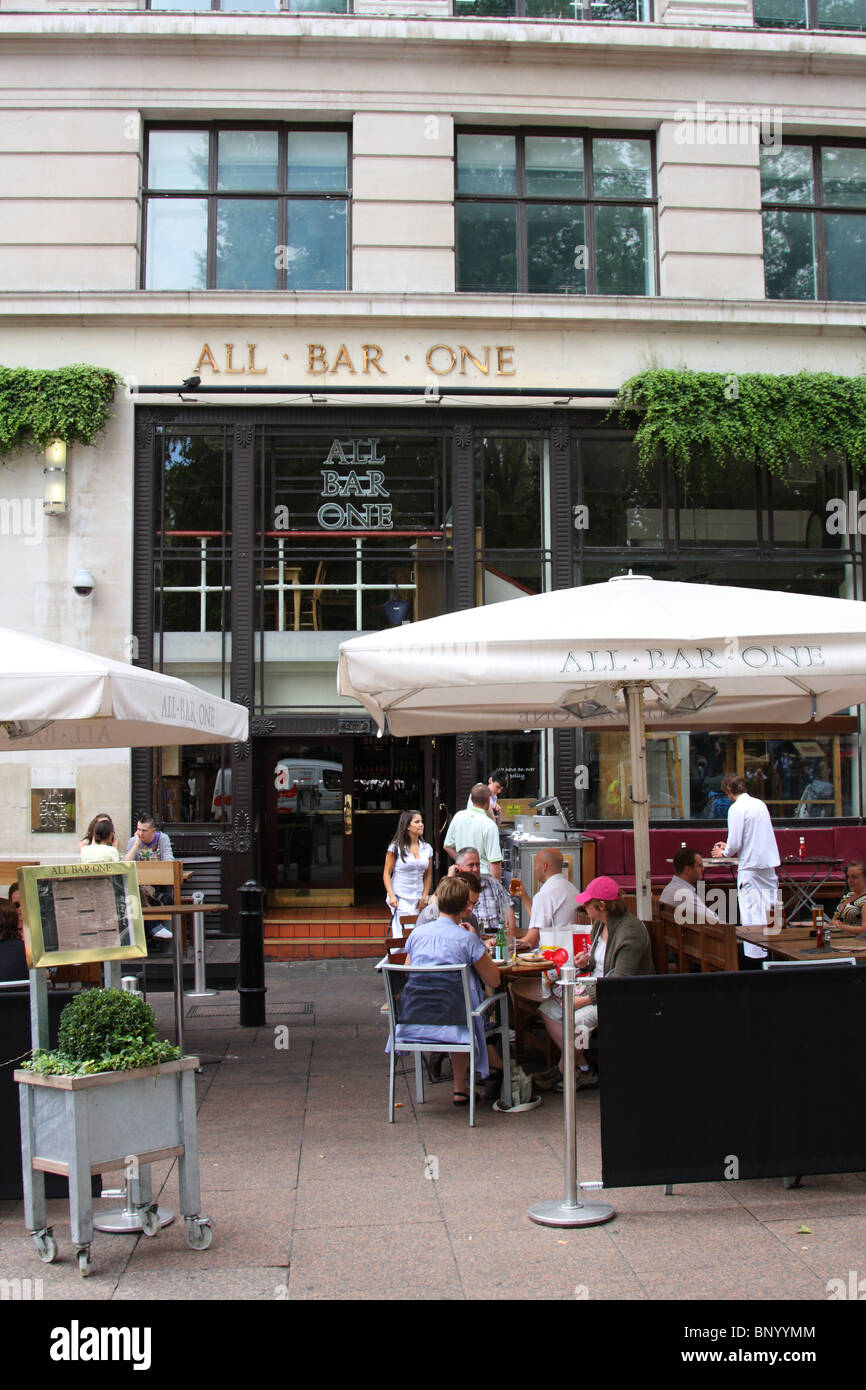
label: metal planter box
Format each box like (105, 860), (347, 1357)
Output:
(15, 1058), (211, 1274)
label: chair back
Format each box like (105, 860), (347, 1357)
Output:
(379, 960), (474, 1042)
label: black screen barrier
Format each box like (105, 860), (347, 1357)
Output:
(598, 967), (866, 1188)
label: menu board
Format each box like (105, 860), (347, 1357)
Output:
(19, 863), (147, 968)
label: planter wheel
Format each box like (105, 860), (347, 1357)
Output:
(185, 1217), (213, 1251)
(140, 1205), (161, 1238)
(32, 1229), (57, 1264)
(77, 1246), (92, 1278)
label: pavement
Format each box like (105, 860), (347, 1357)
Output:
(2, 960), (866, 1311)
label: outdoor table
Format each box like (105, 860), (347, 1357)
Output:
(141, 903), (227, 1053)
(736, 924), (866, 964)
(775, 856), (845, 921)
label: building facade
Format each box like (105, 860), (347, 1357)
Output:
(1, 0), (865, 918)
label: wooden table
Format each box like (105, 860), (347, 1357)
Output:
(737, 924), (866, 964)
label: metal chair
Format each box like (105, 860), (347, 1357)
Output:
(378, 960), (511, 1127)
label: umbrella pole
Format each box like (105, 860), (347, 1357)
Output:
(626, 685), (652, 921)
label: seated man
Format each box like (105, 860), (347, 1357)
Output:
(440, 846), (515, 937)
(123, 814), (175, 949)
(659, 846), (720, 925)
(415, 870), (481, 933)
(507, 848), (577, 1032)
(510, 848), (575, 953)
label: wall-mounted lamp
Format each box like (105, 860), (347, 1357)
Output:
(43, 440), (68, 516)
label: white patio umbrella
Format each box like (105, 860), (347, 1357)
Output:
(0, 627), (248, 751)
(338, 574), (866, 917)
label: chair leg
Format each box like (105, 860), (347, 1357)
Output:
(389, 1052), (396, 1123)
(414, 1051), (425, 1104)
(468, 1049), (476, 1128)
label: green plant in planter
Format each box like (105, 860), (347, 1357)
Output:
(0, 364), (121, 460)
(25, 988), (183, 1076)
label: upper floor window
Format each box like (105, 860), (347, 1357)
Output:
(455, 131), (656, 295)
(754, 0), (865, 29)
(453, 0), (649, 16)
(762, 141), (866, 300)
(143, 125), (350, 291)
(148, 1), (348, 10)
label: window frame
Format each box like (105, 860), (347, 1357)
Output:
(145, 0), (351, 12)
(454, 125), (659, 296)
(142, 121), (352, 292)
(761, 136), (866, 302)
(451, 0), (651, 16)
(754, 0), (865, 30)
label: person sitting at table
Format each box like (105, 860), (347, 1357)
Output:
(391, 876), (502, 1107)
(510, 848), (576, 952)
(0, 899), (27, 982)
(415, 870), (481, 933)
(659, 847), (719, 925)
(78, 811), (116, 856)
(6, 884), (24, 940)
(536, 876), (654, 1093)
(80, 815), (121, 864)
(435, 846), (515, 936)
(828, 860), (866, 937)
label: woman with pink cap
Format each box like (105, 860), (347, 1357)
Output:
(535, 875), (654, 1093)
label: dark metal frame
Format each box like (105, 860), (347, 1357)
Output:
(455, 126), (658, 296)
(134, 405), (864, 900)
(141, 122), (351, 292)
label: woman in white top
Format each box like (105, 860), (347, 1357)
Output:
(383, 810), (433, 931)
(80, 815), (121, 864)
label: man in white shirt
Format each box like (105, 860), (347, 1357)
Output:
(509, 848), (577, 1008)
(444, 785), (502, 878)
(712, 773), (780, 962)
(660, 847), (720, 925)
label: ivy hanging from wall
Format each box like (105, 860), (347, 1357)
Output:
(613, 370), (866, 486)
(0, 364), (121, 460)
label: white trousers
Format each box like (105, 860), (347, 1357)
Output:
(737, 867), (778, 959)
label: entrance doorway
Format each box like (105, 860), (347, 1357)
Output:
(261, 738), (355, 906)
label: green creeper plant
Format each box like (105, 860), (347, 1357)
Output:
(25, 987), (183, 1076)
(0, 364), (121, 459)
(613, 370), (866, 487)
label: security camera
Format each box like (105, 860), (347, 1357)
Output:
(72, 567), (95, 597)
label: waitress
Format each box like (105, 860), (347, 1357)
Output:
(383, 809), (433, 935)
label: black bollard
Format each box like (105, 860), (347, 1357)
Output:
(238, 879), (267, 1026)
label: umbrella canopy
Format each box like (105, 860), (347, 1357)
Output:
(0, 628), (248, 751)
(338, 574), (866, 915)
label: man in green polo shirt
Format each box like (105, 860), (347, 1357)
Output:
(443, 784), (503, 879)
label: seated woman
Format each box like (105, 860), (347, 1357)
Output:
(0, 899), (27, 982)
(392, 876), (501, 1107)
(536, 875), (654, 1093)
(828, 860), (866, 937)
(80, 815), (120, 863)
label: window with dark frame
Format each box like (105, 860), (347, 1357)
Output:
(455, 129), (657, 295)
(753, 0), (865, 30)
(143, 125), (350, 291)
(762, 140), (866, 301)
(453, 0), (650, 16)
(147, 0), (349, 12)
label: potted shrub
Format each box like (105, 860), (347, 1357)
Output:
(16, 988), (211, 1275)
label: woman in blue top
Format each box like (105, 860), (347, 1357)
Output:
(394, 876), (501, 1105)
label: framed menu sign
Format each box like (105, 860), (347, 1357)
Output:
(18, 863), (147, 968)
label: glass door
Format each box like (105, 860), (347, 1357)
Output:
(261, 738), (355, 905)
